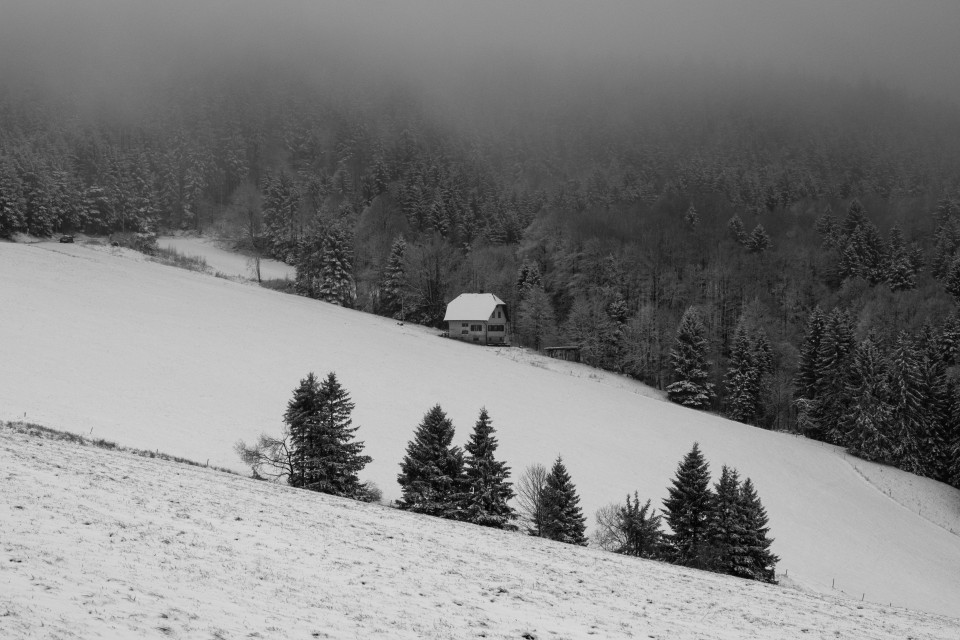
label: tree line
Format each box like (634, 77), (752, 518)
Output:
(238, 373), (777, 585)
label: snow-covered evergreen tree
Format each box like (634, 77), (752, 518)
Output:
(725, 322), (760, 424)
(459, 408), (517, 529)
(308, 373), (372, 498)
(885, 225), (917, 291)
(397, 405), (465, 518)
(540, 456), (588, 546)
(683, 204), (700, 230)
(842, 336), (894, 459)
(317, 225), (357, 307)
(727, 214), (748, 245)
(663, 443), (713, 568)
(707, 466), (749, 578)
(280, 372), (371, 497)
(747, 224), (771, 253)
(739, 478), (779, 583)
(667, 307), (715, 409)
(284, 372), (323, 489)
(796, 306), (825, 400)
(612, 493), (663, 559)
(946, 255), (960, 306)
(379, 234), (408, 319)
(886, 335), (932, 475)
(810, 308), (856, 443)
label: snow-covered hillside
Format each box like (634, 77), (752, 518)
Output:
(156, 235), (295, 281)
(2, 426), (958, 640)
(2, 241), (960, 617)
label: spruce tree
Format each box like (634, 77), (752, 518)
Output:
(397, 405), (465, 518)
(747, 224), (771, 254)
(886, 335), (931, 474)
(317, 225), (357, 307)
(810, 308), (856, 443)
(309, 373), (372, 497)
(727, 214), (748, 245)
(684, 204), (700, 229)
(946, 255), (960, 306)
(724, 325), (760, 424)
(614, 493), (664, 559)
(284, 373), (324, 489)
(379, 234), (408, 319)
(460, 408), (517, 529)
(886, 225), (916, 291)
(667, 307), (715, 409)
(796, 306), (825, 400)
(841, 337), (894, 461)
(739, 478), (779, 583)
(917, 334), (953, 480)
(663, 443), (713, 568)
(707, 466), (749, 578)
(540, 456), (588, 546)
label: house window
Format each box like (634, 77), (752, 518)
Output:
(488, 324), (504, 332)
(497, 310), (502, 318)
(461, 329), (469, 334)
(470, 324), (483, 332)
(462, 322), (469, 328)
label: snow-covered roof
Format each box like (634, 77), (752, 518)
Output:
(443, 293), (505, 322)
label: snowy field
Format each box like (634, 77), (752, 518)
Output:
(2, 241), (960, 617)
(156, 235), (295, 281)
(3, 426), (959, 640)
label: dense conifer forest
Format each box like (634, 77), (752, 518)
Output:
(2, 58), (958, 488)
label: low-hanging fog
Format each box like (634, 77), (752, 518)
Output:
(2, 0), (959, 108)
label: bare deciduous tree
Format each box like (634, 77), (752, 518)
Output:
(234, 433), (294, 482)
(515, 463), (548, 536)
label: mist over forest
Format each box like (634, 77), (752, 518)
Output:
(2, 2), (960, 488)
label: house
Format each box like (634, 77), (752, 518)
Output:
(443, 293), (511, 345)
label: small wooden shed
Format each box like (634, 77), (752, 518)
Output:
(544, 345), (581, 362)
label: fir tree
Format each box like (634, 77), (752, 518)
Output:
(667, 307), (716, 409)
(946, 255), (960, 306)
(727, 214), (748, 245)
(684, 204), (700, 229)
(317, 225), (357, 307)
(308, 373), (372, 497)
(724, 324), (761, 424)
(516, 260), (543, 299)
(397, 405), (465, 518)
(663, 443), (713, 568)
(917, 333), (953, 480)
(613, 493), (664, 559)
(747, 224), (772, 253)
(886, 335), (932, 474)
(379, 234), (408, 320)
(459, 408), (517, 529)
(739, 478), (779, 583)
(284, 373), (324, 489)
(796, 306), (825, 400)
(707, 466), (750, 577)
(886, 225), (916, 291)
(810, 308), (856, 443)
(540, 456), (588, 545)
(842, 337), (894, 460)
(843, 199), (868, 235)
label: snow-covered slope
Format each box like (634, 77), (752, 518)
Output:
(156, 235), (295, 281)
(2, 241), (960, 617)
(3, 426), (958, 640)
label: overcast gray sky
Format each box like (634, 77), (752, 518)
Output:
(2, 0), (959, 104)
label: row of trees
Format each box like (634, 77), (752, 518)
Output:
(595, 444), (778, 583)
(236, 374), (777, 585)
